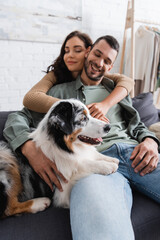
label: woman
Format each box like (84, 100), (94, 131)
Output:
(23, 31), (134, 121)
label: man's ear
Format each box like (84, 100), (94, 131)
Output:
(85, 46), (91, 58)
(107, 64), (113, 72)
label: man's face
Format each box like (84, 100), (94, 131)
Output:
(82, 39), (118, 84)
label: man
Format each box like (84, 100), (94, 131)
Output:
(4, 35), (160, 240)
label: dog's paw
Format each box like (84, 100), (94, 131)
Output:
(110, 162), (119, 173)
(31, 197), (51, 213)
(111, 157), (119, 165)
(99, 161), (118, 175)
(103, 156), (119, 165)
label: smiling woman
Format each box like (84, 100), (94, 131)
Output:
(63, 36), (87, 78)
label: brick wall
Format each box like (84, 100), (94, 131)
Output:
(0, 0), (159, 110)
(0, 40), (61, 110)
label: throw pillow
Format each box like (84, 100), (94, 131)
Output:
(132, 92), (159, 127)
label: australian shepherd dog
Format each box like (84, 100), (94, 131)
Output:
(0, 99), (119, 218)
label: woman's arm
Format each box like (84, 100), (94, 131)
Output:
(105, 73), (134, 94)
(87, 73), (134, 120)
(23, 71), (59, 113)
(87, 86), (128, 119)
(24, 71), (134, 116)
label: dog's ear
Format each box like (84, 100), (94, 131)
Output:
(48, 102), (74, 135)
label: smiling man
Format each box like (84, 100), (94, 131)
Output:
(82, 36), (118, 84)
(4, 35), (160, 240)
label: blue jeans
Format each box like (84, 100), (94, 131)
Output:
(70, 143), (160, 240)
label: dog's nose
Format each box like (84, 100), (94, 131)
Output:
(103, 124), (111, 133)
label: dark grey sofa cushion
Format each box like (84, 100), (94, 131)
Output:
(1, 189), (160, 240)
(0, 111), (14, 141)
(132, 92), (160, 127)
(0, 207), (72, 240)
(131, 190), (160, 240)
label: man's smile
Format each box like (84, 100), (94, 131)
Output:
(90, 63), (101, 73)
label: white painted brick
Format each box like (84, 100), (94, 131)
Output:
(0, 98), (9, 104)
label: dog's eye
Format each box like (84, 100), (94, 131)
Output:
(80, 116), (84, 121)
(80, 115), (88, 122)
(75, 115), (88, 126)
(80, 115), (86, 121)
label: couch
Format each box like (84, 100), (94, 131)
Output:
(0, 92), (160, 240)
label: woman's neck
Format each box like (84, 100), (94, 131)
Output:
(71, 71), (80, 79)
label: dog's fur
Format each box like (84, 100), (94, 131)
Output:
(0, 99), (119, 218)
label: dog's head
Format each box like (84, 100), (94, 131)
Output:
(46, 99), (110, 153)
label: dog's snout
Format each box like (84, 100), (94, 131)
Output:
(103, 124), (111, 133)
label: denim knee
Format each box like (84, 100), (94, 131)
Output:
(70, 173), (134, 240)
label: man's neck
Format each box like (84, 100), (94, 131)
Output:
(80, 70), (103, 86)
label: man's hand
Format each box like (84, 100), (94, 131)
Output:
(87, 102), (109, 123)
(21, 140), (67, 191)
(130, 138), (159, 176)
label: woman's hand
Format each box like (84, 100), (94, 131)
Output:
(87, 102), (109, 123)
(21, 140), (67, 191)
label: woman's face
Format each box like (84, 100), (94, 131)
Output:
(63, 36), (87, 75)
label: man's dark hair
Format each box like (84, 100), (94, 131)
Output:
(92, 35), (120, 54)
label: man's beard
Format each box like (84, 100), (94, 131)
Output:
(84, 59), (105, 81)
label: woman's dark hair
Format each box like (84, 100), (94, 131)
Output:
(47, 31), (93, 84)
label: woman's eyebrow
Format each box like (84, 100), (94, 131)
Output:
(65, 45), (82, 49)
(74, 45), (83, 48)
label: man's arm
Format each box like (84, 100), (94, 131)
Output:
(121, 94), (160, 150)
(21, 140), (67, 191)
(130, 137), (159, 176)
(119, 94), (160, 176)
(3, 109), (33, 151)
